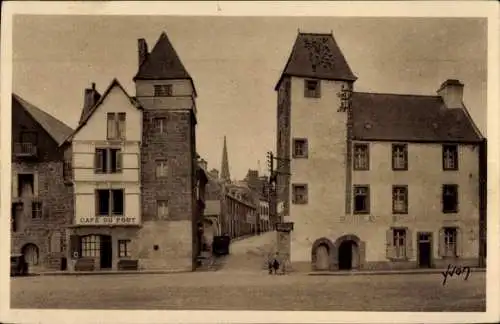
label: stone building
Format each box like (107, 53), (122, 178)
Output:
(63, 31), (207, 272)
(11, 94), (74, 272)
(275, 31), (487, 272)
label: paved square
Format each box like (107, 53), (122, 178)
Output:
(10, 272), (485, 311)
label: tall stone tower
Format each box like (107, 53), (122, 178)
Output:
(134, 32), (199, 271)
(220, 135), (231, 183)
(275, 31), (357, 264)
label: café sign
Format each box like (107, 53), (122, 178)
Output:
(77, 216), (139, 226)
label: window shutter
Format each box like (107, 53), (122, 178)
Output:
(438, 228), (445, 257)
(94, 190), (99, 216)
(316, 81), (321, 98)
(304, 140), (309, 158)
(406, 228), (413, 260)
(12, 171), (18, 198)
(95, 150), (101, 172)
(291, 187), (296, 204)
(385, 228), (394, 259)
(456, 227), (463, 258)
(116, 152), (123, 172)
(42, 202), (49, 219)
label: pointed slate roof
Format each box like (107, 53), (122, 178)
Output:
(351, 92), (483, 143)
(134, 32), (192, 80)
(63, 78), (142, 144)
(275, 32), (357, 90)
(220, 136), (231, 182)
(13, 94), (73, 146)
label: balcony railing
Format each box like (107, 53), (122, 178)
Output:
(13, 143), (38, 158)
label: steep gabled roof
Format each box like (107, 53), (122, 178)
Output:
(275, 32), (357, 90)
(351, 92), (483, 143)
(134, 32), (191, 79)
(13, 94), (73, 146)
(62, 78), (142, 145)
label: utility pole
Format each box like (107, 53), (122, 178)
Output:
(266, 151), (290, 227)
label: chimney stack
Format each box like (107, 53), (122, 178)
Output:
(437, 79), (465, 109)
(138, 38), (149, 67)
(80, 82), (101, 124)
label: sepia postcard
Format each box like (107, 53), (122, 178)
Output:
(0, 1), (499, 323)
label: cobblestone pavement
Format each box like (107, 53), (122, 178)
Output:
(10, 272), (485, 311)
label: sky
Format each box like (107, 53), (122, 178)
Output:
(12, 16), (487, 180)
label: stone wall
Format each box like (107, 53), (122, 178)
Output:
(11, 161), (74, 271)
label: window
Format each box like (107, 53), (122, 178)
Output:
(443, 227), (457, 257)
(392, 144), (408, 170)
(393, 229), (407, 259)
(293, 138), (308, 158)
(443, 145), (458, 170)
(118, 240), (131, 257)
(32, 201), (42, 219)
(353, 186), (370, 214)
(95, 148), (122, 173)
(157, 200), (169, 219)
(292, 184), (308, 204)
(154, 84), (173, 97)
(96, 189), (124, 216)
(156, 160), (168, 178)
(154, 117), (167, 134)
(20, 131), (38, 145)
(304, 80), (321, 98)
(81, 235), (100, 257)
(392, 186), (408, 214)
(107, 112), (126, 140)
(353, 143), (369, 170)
(442, 184), (458, 213)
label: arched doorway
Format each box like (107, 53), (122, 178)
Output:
(311, 237), (335, 271)
(316, 244), (330, 270)
(338, 240), (357, 270)
(334, 234), (363, 271)
(21, 243), (39, 267)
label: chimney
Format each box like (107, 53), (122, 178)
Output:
(138, 38), (149, 67)
(210, 168), (219, 179)
(80, 82), (100, 124)
(437, 79), (465, 109)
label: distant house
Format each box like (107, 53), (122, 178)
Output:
(11, 94), (74, 271)
(275, 31), (486, 272)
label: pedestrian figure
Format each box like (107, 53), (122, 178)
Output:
(272, 254), (280, 275)
(268, 259), (273, 275)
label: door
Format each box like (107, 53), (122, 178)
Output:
(315, 244), (330, 270)
(418, 232), (432, 268)
(100, 235), (113, 269)
(338, 241), (353, 270)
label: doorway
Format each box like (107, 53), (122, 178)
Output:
(338, 240), (356, 270)
(418, 232), (432, 268)
(100, 235), (113, 269)
(315, 244), (330, 270)
(22, 243), (39, 267)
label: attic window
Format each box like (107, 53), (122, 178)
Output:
(154, 84), (173, 97)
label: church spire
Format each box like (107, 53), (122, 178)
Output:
(221, 136), (231, 182)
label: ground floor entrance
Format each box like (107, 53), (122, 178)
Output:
(417, 232), (432, 268)
(338, 240), (359, 270)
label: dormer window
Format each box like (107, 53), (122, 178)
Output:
(304, 80), (321, 98)
(154, 84), (173, 97)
